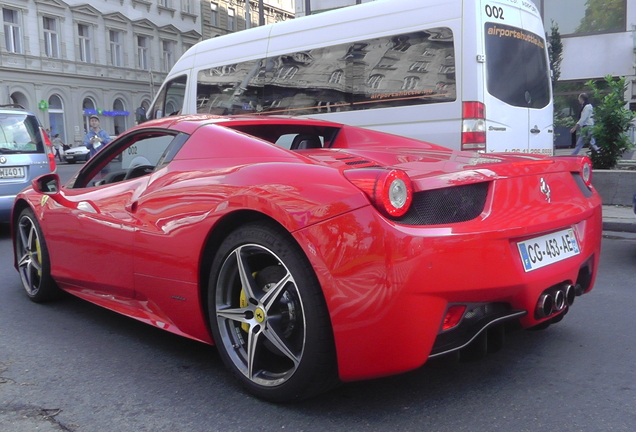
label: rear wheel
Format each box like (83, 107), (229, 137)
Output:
(208, 222), (338, 402)
(15, 208), (63, 302)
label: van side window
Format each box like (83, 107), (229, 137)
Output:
(148, 74), (187, 120)
(195, 27), (456, 118)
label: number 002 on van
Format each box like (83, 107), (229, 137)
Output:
(148, 0), (553, 155)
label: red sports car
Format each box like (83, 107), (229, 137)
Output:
(12, 115), (602, 402)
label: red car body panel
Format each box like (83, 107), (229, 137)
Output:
(13, 115), (603, 382)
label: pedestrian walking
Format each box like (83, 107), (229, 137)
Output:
(51, 133), (65, 162)
(570, 93), (599, 155)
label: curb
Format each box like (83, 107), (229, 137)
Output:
(602, 221), (636, 233)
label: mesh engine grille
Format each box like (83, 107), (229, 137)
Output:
(395, 182), (490, 226)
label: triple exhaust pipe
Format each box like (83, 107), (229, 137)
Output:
(535, 283), (583, 319)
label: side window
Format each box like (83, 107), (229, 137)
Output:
(196, 59), (264, 115)
(75, 132), (179, 188)
(148, 74), (187, 120)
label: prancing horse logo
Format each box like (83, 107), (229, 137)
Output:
(540, 177), (551, 203)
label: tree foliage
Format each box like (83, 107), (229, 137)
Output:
(547, 20), (562, 88)
(576, 0), (624, 33)
(588, 76), (634, 169)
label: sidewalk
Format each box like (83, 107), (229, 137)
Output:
(602, 205), (636, 233)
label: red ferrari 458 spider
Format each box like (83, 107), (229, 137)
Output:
(12, 115), (602, 402)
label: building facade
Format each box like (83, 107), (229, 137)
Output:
(1, 0), (202, 145)
(202, 1), (295, 39)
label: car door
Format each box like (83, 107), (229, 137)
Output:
(43, 130), (179, 299)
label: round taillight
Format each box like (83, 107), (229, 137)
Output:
(343, 168), (414, 218)
(581, 157), (592, 187)
(378, 170), (413, 217)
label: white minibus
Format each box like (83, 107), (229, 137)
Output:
(148, 0), (553, 154)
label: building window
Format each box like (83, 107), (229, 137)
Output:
(402, 76), (420, 90)
(183, 43), (193, 54)
(210, 2), (218, 26)
(159, 0), (172, 8)
(329, 69), (344, 84)
(409, 61), (429, 72)
(137, 35), (149, 70)
(181, 0), (192, 13)
(368, 74), (384, 89)
(228, 8), (235, 31)
(542, 0), (626, 35)
(162, 40), (175, 72)
(110, 30), (123, 67)
(276, 65), (298, 80)
(48, 94), (66, 142)
(3, 8), (23, 54)
(78, 24), (92, 63)
(376, 57), (397, 69)
(43, 16), (59, 58)
(113, 98), (127, 135)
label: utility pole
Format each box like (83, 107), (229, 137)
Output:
(246, 0), (251, 28)
(259, 0), (264, 25)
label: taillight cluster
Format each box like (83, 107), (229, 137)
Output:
(344, 169), (413, 217)
(462, 101), (486, 152)
(42, 127), (56, 172)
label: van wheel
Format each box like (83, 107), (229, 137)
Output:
(208, 222), (338, 402)
(15, 208), (63, 302)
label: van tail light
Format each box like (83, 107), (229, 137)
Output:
(42, 127), (57, 172)
(580, 156), (592, 187)
(344, 169), (413, 217)
(462, 101), (486, 152)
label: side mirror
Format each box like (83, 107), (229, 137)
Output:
(32, 173), (61, 195)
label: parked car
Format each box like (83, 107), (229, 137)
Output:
(63, 144), (90, 163)
(12, 115), (603, 402)
(0, 104), (56, 223)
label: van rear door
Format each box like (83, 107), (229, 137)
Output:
(480, 0), (552, 155)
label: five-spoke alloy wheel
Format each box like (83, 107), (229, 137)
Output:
(15, 208), (62, 302)
(208, 222), (337, 402)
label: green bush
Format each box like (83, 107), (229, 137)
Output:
(587, 76), (634, 169)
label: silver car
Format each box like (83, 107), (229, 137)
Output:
(0, 104), (56, 223)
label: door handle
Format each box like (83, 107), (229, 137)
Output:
(530, 126), (541, 134)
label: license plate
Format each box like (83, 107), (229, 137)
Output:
(0, 166), (25, 179)
(517, 228), (580, 272)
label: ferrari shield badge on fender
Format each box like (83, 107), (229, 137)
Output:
(540, 178), (551, 203)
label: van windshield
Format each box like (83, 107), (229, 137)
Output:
(484, 23), (550, 109)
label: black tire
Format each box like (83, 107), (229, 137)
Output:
(14, 208), (63, 302)
(208, 222), (338, 402)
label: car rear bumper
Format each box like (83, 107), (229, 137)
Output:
(297, 198), (603, 381)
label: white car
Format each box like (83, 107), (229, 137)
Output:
(64, 145), (90, 163)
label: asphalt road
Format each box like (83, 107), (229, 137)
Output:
(1, 163), (635, 431)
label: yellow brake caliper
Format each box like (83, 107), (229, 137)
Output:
(240, 289), (249, 332)
(35, 236), (42, 276)
(240, 271), (259, 332)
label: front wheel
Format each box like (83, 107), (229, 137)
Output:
(208, 222), (338, 402)
(15, 208), (63, 302)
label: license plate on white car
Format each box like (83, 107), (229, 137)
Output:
(0, 166), (25, 179)
(517, 228), (580, 272)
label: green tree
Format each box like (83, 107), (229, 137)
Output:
(587, 76), (634, 169)
(547, 20), (562, 88)
(576, 0), (624, 33)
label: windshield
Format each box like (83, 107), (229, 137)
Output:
(0, 113), (44, 153)
(484, 23), (550, 109)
